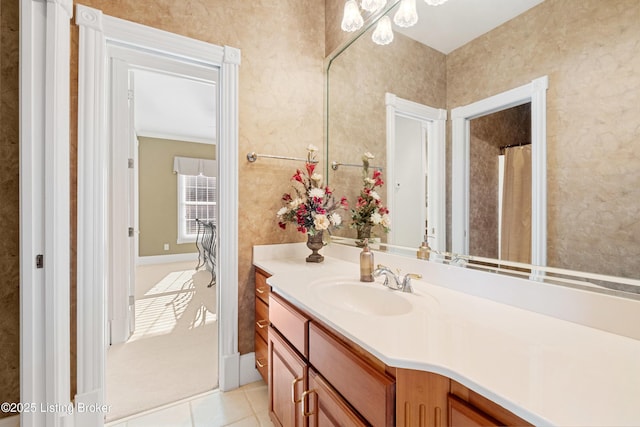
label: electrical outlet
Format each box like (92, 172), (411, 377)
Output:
(163, 243), (169, 251)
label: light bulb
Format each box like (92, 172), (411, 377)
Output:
(425, 0), (448, 5)
(361, 0), (387, 12)
(372, 16), (394, 45)
(394, 0), (418, 28)
(341, 0), (364, 32)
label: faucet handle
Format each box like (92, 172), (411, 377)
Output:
(401, 273), (422, 293)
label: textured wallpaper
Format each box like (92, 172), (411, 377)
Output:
(0, 0), (20, 414)
(447, 0), (640, 279)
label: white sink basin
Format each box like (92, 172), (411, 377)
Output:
(310, 279), (413, 316)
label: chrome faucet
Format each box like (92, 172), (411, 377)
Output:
(372, 265), (422, 293)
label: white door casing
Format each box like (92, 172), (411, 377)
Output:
(385, 93), (447, 252)
(20, 1), (73, 426)
(451, 76), (548, 267)
(75, 6), (241, 426)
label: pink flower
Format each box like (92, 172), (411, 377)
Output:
(278, 222), (287, 230)
(325, 186), (333, 196)
(305, 162), (316, 177)
(282, 193), (292, 202)
(373, 170), (382, 179)
(297, 225), (307, 233)
(292, 170), (303, 183)
(340, 197), (349, 208)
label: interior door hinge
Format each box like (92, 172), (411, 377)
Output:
(128, 158), (134, 169)
(128, 227), (134, 237)
(36, 254), (44, 269)
(127, 89), (134, 100)
(129, 295), (135, 306)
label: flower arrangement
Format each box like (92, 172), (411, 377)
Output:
(350, 152), (390, 240)
(277, 145), (348, 236)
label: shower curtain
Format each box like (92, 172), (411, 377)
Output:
(500, 145), (532, 263)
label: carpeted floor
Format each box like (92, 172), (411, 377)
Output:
(106, 261), (218, 422)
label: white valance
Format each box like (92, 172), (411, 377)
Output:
(173, 156), (217, 177)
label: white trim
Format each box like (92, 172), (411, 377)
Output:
(136, 253), (199, 266)
(76, 7), (241, 426)
(385, 93), (447, 252)
(0, 415), (20, 427)
(451, 76), (548, 266)
(239, 352), (263, 386)
(20, 1), (73, 427)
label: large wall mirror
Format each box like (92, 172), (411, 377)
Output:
(326, 0), (639, 294)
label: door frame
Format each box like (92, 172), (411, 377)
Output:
(75, 5), (240, 426)
(20, 1), (73, 426)
(451, 76), (548, 267)
(385, 93), (447, 252)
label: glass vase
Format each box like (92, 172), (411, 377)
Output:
(356, 224), (372, 247)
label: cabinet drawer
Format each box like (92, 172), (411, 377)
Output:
(308, 368), (368, 427)
(269, 293), (309, 358)
(309, 323), (395, 427)
(448, 395), (501, 427)
(255, 297), (269, 343)
(255, 268), (271, 305)
(255, 333), (268, 383)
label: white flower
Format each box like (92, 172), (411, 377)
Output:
(309, 188), (325, 199)
(370, 191), (380, 200)
(363, 151), (375, 160)
(314, 214), (330, 230)
(307, 144), (319, 153)
(289, 197), (303, 209)
(381, 213), (391, 228)
(371, 212), (382, 225)
(276, 207), (288, 217)
(329, 212), (342, 226)
(311, 173), (323, 183)
(364, 177), (375, 185)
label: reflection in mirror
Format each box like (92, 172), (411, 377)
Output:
(326, 0), (640, 293)
(469, 104), (531, 262)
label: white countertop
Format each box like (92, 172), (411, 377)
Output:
(254, 246), (640, 427)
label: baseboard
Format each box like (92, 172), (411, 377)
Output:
(0, 415), (19, 427)
(136, 253), (198, 266)
(219, 352), (240, 391)
(239, 352), (262, 386)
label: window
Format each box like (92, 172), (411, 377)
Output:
(177, 174), (217, 243)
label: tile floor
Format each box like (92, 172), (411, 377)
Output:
(106, 381), (273, 427)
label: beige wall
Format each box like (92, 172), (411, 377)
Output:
(0, 0), (19, 414)
(138, 137), (215, 257)
(447, 0), (640, 278)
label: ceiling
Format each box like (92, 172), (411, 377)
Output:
(133, 69), (216, 144)
(395, 0), (545, 54)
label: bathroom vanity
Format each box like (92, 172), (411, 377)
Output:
(254, 243), (640, 427)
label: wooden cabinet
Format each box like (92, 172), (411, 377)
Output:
(268, 292), (396, 427)
(396, 369), (450, 427)
(307, 368), (368, 427)
(448, 381), (532, 427)
(254, 267), (271, 382)
(268, 326), (307, 427)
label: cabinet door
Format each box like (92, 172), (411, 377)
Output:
(306, 368), (368, 427)
(269, 326), (307, 427)
(448, 395), (501, 427)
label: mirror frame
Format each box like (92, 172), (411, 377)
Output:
(451, 76), (549, 266)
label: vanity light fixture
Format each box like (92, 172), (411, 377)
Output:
(340, 0), (450, 45)
(394, 0), (418, 27)
(372, 16), (394, 45)
(341, 0), (365, 32)
(361, 0), (387, 12)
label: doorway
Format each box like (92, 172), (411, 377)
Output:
(75, 6), (241, 426)
(106, 57), (220, 420)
